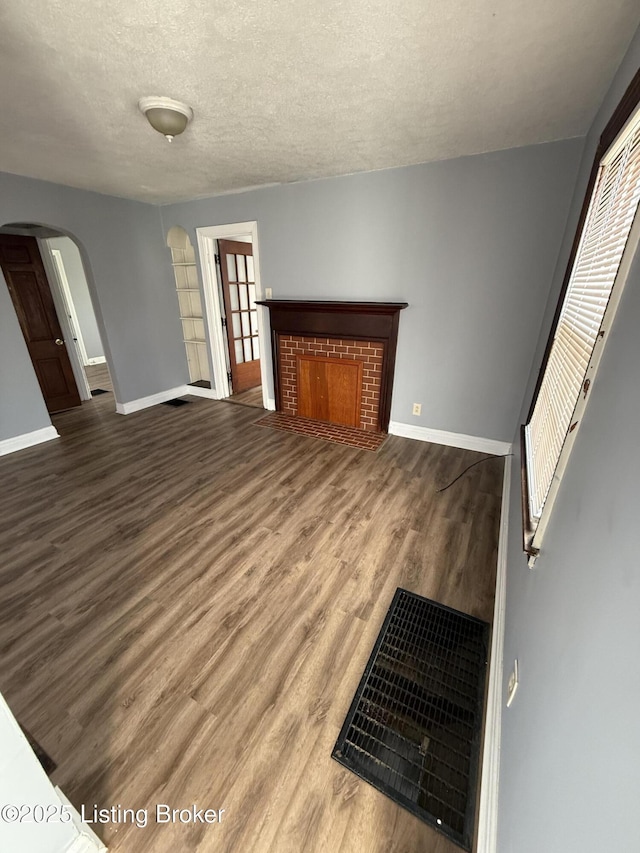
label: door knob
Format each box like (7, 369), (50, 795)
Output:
(55, 339), (64, 346)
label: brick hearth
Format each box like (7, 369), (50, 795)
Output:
(254, 411), (387, 451)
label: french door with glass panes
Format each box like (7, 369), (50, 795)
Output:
(218, 239), (261, 393)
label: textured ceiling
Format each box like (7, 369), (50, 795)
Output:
(0, 0), (638, 204)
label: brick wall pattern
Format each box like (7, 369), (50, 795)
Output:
(278, 334), (384, 432)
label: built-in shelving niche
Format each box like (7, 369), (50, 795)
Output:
(167, 227), (211, 388)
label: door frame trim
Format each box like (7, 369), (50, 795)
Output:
(196, 221), (273, 408)
(50, 247), (90, 367)
(37, 239), (92, 401)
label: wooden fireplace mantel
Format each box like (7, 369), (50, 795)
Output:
(256, 300), (408, 432)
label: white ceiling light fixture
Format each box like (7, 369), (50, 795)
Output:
(138, 96), (193, 142)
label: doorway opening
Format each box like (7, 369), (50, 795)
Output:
(47, 237), (112, 397)
(217, 236), (262, 408)
(0, 223), (114, 414)
(196, 221), (273, 410)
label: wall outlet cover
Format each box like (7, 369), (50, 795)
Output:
(412, 403), (422, 416)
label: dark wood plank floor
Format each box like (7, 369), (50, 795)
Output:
(224, 384), (264, 409)
(85, 362), (113, 392)
(0, 393), (502, 853)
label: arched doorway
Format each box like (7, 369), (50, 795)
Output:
(0, 222), (114, 415)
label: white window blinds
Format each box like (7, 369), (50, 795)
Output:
(525, 110), (640, 521)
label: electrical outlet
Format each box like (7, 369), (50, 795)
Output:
(506, 659), (519, 707)
(412, 403), (422, 416)
(265, 287), (273, 299)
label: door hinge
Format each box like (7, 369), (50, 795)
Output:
(227, 370), (232, 383)
(221, 317), (227, 328)
(214, 254), (221, 265)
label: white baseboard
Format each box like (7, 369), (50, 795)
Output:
(116, 385), (190, 415)
(476, 454), (511, 853)
(0, 425), (60, 456)
(388, 421), (512, 456)
(85, 356), (107, 366)
(185, 385), (220, 400)
(57, 788), (106, 853)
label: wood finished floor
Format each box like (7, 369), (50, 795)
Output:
(85, 362), (113, 393)
(224, 384), (264, 409)
(0, 393), (502, 853)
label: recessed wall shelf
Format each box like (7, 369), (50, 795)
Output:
(170, 242), (210, 385)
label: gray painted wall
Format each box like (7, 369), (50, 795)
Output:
(162, 138), (582, 442)
(1, 141), (582, 446)
(48, 236), (104, 361)
(499, 27), (640, 853)
(0, 171), (188, 438)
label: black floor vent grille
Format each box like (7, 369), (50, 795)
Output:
(162, 398), (190, 407)
(90, 388), (110, 396)
(333, 588), (490, 851)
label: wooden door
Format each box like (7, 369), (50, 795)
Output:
(218, 239), (261, 394)
(297, 355), (363, 427)
(0, 235), (82, 413)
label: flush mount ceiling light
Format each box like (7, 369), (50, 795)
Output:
(138, 96), (193, 142)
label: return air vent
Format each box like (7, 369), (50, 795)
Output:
(162, 398), (191, 407)
(333, 588), (489, 851)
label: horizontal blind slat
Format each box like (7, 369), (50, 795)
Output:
(526, 116), (640, 519)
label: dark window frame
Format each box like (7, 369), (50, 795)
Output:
(521, 67), (640, 557)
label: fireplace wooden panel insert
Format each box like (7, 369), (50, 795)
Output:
(298, 354), (363, 428)
(256, 300), (408, 433)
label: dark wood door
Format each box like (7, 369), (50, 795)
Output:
(0, 235), (82, 413)
(218, 239), (261, 394)
(297, 355), (362, 427)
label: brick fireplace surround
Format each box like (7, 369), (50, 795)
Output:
(279, 335), (384, 432)
(258, 299), (407, 434)
(256, 300), (408, 434)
